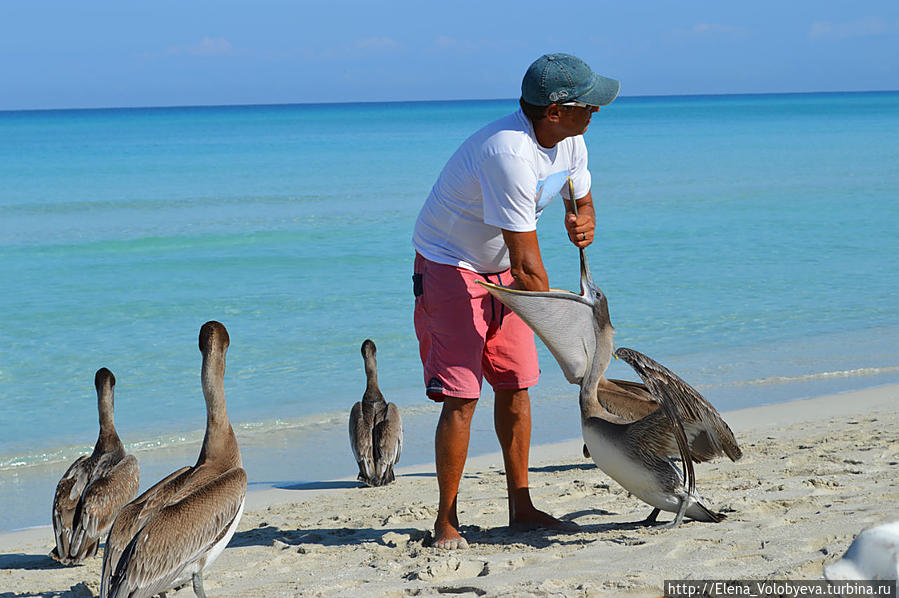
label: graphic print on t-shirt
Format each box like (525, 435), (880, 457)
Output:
(535, 170), (570, 219)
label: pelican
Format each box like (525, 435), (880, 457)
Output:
(101, 321), (247, 598)
(349, 339), (403, 486)
(602, 347), (742, 525)
(51, 368), (139, 565)
(477, 179), (741, 527)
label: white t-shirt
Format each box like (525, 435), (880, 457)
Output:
(413, 109), (591, 273)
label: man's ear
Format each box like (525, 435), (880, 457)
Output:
(544, 104), (563, 123)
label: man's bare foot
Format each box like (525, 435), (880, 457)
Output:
(433, 522), (469, 550)
(510, 507), (579, 532)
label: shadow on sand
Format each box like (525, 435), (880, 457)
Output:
(275, 480), (361, 491)
(0, 557), (91, 598)
(229, 524), (430, 549)
(0, 584), (92, 598)
(229, 505), (658, 553)
(0, 552), (66, 571)
(528, 462), (595, 474)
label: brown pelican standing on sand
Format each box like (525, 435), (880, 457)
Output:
(349, 339), (403, 486)
(597, 347), (742, 526)
(477, 179), (741, 527)
(51, 368), (140, 565)
(101, 321), (247, 598)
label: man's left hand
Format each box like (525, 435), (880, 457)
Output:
(564, 190), (596, 248)
(565, 212), (594, 248)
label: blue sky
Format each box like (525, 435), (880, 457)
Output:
(1, 0), (897, 110)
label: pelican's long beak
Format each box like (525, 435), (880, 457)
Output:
(477, 280), (597, 385)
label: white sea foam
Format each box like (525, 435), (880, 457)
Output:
(721, 365), (899, 388)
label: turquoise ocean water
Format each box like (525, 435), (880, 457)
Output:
(1, 92), (897, 532)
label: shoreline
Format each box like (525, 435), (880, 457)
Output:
(2, 360), (897, 533)
(4, 379), (895, 536)
(3, 319), (898, 533)
(2, 383), (897, 596)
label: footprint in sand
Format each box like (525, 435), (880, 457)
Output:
(409, 556), (489, 581)
(383, 504), (437, 525)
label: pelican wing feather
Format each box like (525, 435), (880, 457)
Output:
(78, 454), (139, 542)
(101, 466), (191, 598)
(374, 403), (403, 485)
(349, 402), (374, 481)
(615, 347), (743, 493)
(51, 456), (90, 562)
(595, 378), (659, 422)
(107, 467), (247, 598)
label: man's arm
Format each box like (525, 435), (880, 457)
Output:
(502, 229), (549, 292)
(563, 190), (596, 249)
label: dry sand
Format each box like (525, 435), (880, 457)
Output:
(1, 384), (896, 597)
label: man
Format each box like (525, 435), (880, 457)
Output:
(412, 53), (620, 549)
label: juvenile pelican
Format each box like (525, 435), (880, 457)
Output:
(51, 368), (139, 565)
(477, 180), (741, 527)
(349, 339), (403, 486)
(101, 321), (247, 598)
(597, 347), (742, 526)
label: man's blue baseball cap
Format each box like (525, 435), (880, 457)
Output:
(521, 53), (620, 107)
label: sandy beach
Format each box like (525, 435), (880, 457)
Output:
(1, 383), (896, 597)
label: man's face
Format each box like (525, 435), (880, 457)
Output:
(559, 104), (600, 136)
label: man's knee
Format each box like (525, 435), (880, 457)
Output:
(438, 396), (478, 423)
(495, 388), (530, 410)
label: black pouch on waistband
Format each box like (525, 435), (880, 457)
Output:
(412, 273), (423, 297)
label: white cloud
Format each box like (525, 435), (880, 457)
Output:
(166, 37), (233, 57)
(808, 17), (895, 40)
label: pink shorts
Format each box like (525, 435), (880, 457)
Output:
(413, 253), (540, 401)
